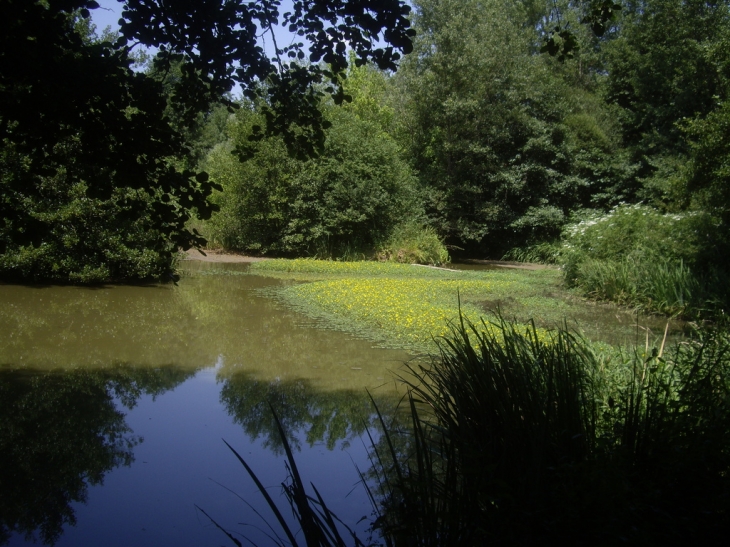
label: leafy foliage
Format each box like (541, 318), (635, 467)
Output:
(0, 0), (414, 282)
(0, 3), (220, 280)
(371, 315), (730, 544)
(205, 104), (420, 257)
(391, 0), (631, 256)
(561, 204), (728, 317)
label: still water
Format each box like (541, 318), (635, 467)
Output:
(0, 262), (411, 546)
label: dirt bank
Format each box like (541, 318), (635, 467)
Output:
(183, 249), (270, 263)
(184, 250), (554, 270)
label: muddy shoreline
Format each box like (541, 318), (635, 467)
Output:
(184, 250), (555, 270)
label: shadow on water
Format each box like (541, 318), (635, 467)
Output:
(0, 264), (413, 546)
(0, 366), (194, 546)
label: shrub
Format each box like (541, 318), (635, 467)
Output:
(204, 107), (421, 258)
(561, 204), (727, 317)
(561, 204), (716, 266)
(375, 222), (450, 265)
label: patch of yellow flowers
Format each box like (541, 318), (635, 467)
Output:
(252, 260), (551, 352)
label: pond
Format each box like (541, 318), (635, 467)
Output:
(0, 261), (411, 547)
(0, 259), (687, 546)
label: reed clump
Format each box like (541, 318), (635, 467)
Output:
(370, 315), (730, 544)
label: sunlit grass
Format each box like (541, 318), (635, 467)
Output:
(251, 258), (459, 278)
(250, 260), (556, 352)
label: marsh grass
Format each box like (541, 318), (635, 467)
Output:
(246, 258), (669, 351)
(199, 407), (372, 547)
(369, 314), (730, 544)
(204, 314), (730, 545)
(571, 256), (725, 318)
(501, 241), (562, 264)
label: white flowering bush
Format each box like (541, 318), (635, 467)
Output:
(560, 205), (724, 316)
(562, 204), (716, 275)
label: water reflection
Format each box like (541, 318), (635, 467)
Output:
(220, 372), (398, 454)
(0, 269), (411, 390)
(0, 266), (415, 545)
(0, 366), (193, 546)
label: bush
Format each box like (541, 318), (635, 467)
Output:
(560, 204), (727, 317)
(561, 204), (717, 266)
(0, 159), (176, 283)
(375, 222), (450, 265)
(204, 107), (421, 258)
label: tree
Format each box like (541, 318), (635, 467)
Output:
(604, 0), (730, 159)
(392, 0), (629, 256)
(204, 100), (419, 256)
(0, 0), (414, 281)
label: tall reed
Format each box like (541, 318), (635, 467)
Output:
(571, 255), (723, 317)
(370, 314), (730, 544)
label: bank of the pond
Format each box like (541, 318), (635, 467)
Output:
(246, 258), (680, 352)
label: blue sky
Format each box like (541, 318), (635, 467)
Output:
(90, 0), (124, 33)
(90, 0), (301, 56)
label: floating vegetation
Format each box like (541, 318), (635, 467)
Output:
(250, 260), (554, 353)
(251, 258), (466, 278)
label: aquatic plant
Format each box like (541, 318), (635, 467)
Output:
(251, 258), (458, 278)
(369, 315), (730, 544)
(248, 257), (665, 350)
(279, 277), (543, 352)
(199, 408), (374, 547)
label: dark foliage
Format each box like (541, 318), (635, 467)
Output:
(0, 0), (414, 282)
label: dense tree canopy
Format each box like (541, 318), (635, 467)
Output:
(389, 0), (632, 256)
(3, 0), (730, 277)
(0, 0), (414, 281)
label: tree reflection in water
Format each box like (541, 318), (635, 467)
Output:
(219, 371), (400, 455)
(0, 365), (194, 545)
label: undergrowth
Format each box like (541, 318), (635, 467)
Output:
(368, 315), (730, 544)
(561, 205), (728, 318)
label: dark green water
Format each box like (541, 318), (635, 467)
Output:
(0, 262), (410, 546)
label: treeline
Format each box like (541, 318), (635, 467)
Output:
(0, 0), (412, 283)
(198, 0), (730, 316)
(3, 0), (730, 308)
